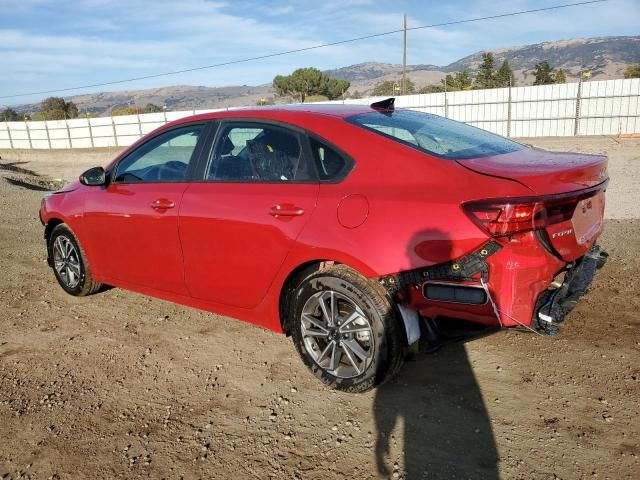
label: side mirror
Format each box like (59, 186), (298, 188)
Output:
(80, 166), (106, 186)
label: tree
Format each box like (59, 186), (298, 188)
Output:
(112, 104), (160, 115)
(325, 77), (351, 99)
(272, 68), (350, 102)
(475, 52), (496, 89)
(38, 97), (78, 119)
(371, 78), (415, 96)
(554, 69), (567, 84)
(446, 71), (473, 90)
(399, 78), (416, 95)
(256, 98), (275, 106)
(495, 60), (516, 88)
(112, 106), (139, 116)
(533, 61), (556, 85)
(418, 84), (444, 94)
(372, 80), (397, 96)
(143, 103), (162, 113)
(1, 107), (20, 121)
(419, 71), (472, 94)
(624, 63), (640, 79)
(305, 94), (330, 103)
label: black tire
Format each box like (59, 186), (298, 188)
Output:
(48, 223), (102, 296)
(290, 265), (405, 393)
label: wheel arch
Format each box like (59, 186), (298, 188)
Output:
(279, 260), (330, 335)
(44, 217), (65, 242)
(278, 257), (384, 335)
(44, 217), (65, 265)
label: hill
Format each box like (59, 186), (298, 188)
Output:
(329, 35), (640, 87)
(13, 35), (640, 115)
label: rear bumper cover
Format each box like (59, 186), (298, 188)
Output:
(383, 233), (607, 332)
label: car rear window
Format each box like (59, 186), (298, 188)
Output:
(346, 110), (524, 160)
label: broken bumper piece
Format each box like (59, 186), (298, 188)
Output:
(535, 244), (609, 335)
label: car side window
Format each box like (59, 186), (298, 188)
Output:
(207, 123), (314, 182)
(309, 138), (349, 181)
(114, 125), (202, 183)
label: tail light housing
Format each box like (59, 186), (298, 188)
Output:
(463, 200), (546, 236)
(462, 190), (599, 237)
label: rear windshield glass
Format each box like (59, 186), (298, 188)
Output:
(346, 110), (524, 160)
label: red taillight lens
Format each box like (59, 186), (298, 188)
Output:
(463, 189), (601, 237)
(463, 201), (546, 236)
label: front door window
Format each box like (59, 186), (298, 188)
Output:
(114, 126), (202, 183)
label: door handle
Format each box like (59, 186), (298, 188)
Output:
(269, 204), (305, 217)
(151, 198), (176, 210)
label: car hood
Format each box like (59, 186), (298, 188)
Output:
(53, 179), (81, 194)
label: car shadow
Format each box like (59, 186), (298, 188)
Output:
(373, 229), (499, 479)
(374, 341), (499, 479)
(3, 177), (51, 191)
(0, 161), (40, 176)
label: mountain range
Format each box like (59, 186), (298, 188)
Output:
(14, 35), (640, 115)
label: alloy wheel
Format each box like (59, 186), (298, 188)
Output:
(300, 290), (375, 379)
(52, 236), (82, 289)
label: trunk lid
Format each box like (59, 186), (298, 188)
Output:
(458, 147), (608, 261)
(543, 187), (606, 261)
(456, 147), (608, 195)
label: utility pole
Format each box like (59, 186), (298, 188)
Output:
(444, 77), (448, 118)
(574, 71), (584, 136)
(402, 14), (407, 95)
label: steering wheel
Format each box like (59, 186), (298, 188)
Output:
(116, 172), (143, 182)
(156, 161), (186, 181)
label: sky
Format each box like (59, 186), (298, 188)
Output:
(1, 0), (638, 106)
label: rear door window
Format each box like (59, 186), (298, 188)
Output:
(206, 123), (315, 182)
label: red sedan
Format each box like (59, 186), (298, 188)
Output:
(39, 99), (609, 392)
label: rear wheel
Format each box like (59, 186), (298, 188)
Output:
(290, 265), (405, 392)
(49, 223), (102, 296)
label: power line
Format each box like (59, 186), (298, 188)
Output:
(0, 0), (608, 100)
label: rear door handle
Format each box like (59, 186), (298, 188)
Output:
(151, 198), (176, 210)
(269, 204), (305, 217)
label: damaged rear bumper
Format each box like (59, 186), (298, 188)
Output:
(379, 237), (608, 342)
(534, 244), (608, 335)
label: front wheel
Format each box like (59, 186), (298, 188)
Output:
(49, 223), (102, 296)
(290, 265), (405, 392)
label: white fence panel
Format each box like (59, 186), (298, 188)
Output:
(140, 122), (165, 135)
(0, 124), (10, 149)
(1, 79), (639, 150)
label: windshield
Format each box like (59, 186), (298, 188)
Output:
(346, 110), (524, 160)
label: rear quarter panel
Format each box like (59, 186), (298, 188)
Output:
(289, 118), (534, 276)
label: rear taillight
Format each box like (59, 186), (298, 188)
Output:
(463, 194), (584, 237)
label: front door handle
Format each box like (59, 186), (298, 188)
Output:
(151, 198), (176, 210)
(269, 204), (305, 217)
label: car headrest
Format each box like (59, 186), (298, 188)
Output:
(219, 136), (235, 155)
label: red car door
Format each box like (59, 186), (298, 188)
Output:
(179, 121), (319, 308)
(83, 124), (207, 294)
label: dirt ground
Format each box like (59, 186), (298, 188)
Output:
(0, 137), (638, 479)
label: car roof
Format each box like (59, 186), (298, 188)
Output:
(168, 103), (377, 127)
(250, 103), (375, 117)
